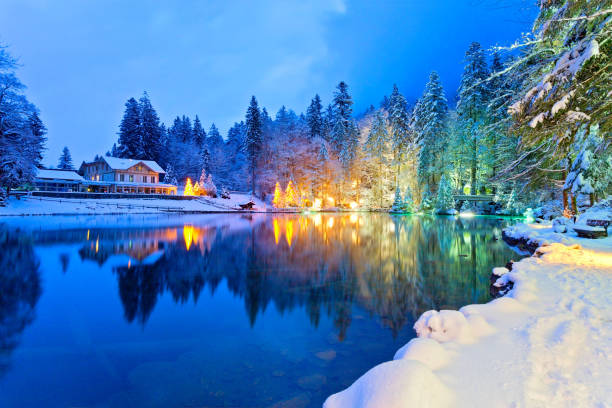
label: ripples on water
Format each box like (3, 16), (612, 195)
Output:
(0, 213), (520, 407)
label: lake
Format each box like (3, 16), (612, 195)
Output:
(0, 213), (521, 408)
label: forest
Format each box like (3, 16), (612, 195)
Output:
(1, 0), (610, 215)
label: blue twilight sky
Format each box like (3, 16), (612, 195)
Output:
(0, 0), (537, 167)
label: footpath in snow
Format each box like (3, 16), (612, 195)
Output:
(0, 194), (267, 216)
(325, 220), (612, 408)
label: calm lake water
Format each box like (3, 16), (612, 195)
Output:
(0, 213), (520, 408)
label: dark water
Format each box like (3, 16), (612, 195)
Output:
(0, 213), (520, 408)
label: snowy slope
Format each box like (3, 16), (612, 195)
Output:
(0, 194), (267, 216)
(325, 224), (612, 408)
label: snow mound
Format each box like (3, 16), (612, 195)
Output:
(414, 309), (495, 344)
(323, 359), (453, 408)
(393, 338), (451, 370)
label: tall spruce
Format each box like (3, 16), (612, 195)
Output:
(139, 92), (163, 162)
(416, 71), (449, 189)
(388, 84), (411, 184)
(363, 111), (390, 207)
(245, 96), (263, 194)
(457, 42), (489, 194)
(117, 97), (143, 158)
(306, 94), (323, 140)
(57, 147), (74, 170)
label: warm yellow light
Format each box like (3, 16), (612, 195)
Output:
(183, 225), (194, 250)
(273, 182), (284, 208)
(95, 238), (99, 253)
(273, 218), (280, 244)
(351, 230), (357, 244)
(349, 201), (358, 209)
(351, 180), (357, 188)
(184, 178), (195, 196)
(327, 196), (335, 207)
(313, 214), (322, 227)
(349, 214), (358, 224)
(285, 181), (298, 207)
(86, 230), (90, 241)
(312, 198), (322, 210)
(327, 217), (334, 229)
(193, 181), (201, 196)
(286, 220), (294, 247)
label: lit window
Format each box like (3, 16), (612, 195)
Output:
(129, 175), (134, 182)
(96, 175), (100, 181)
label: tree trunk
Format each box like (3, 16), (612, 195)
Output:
(571, 194), (578, 216)
(562, 188), (570, 217)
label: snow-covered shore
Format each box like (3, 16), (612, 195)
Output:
(0, 194), (267, 216)
(325, 222), (612, 408)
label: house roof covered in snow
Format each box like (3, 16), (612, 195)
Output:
(82, 156), (166, 174)
(36, 168), (85, 181)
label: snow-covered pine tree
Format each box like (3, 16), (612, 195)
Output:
(58, 147), (74, 170)
(420, 189), (434, 213)
(0, 45), (46, 196)
(306, 94), (323, 140)
(245, 96), (263, 195)
(192, 115), (206, 148)
(390, 187), (405, 213)
(504, 0), (610, 215)
(330, 82), (354, 155)
(417, 71), (449, 189)
(457, 42), (489, 195)
(164, 164), (178, 186)
(204, 174), (217, 198)
(272, 182), (284, 208)
(363, 111), (390, 208)
(388, 84), (411, 184)
(435, 174), (456, 214)
(139, 92), (164, 163)
(117, 97), (143, 158)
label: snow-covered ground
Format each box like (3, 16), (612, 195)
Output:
(0, 194), (267, 216)
(325, 222), (612, 408)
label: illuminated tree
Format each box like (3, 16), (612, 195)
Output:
(273, 182), (285, 208)
(285, 181), (298, 207)
(184, 178), (194, 196)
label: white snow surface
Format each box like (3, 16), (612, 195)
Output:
(325, 223), (612, 408)
(0, 194), (267, 216)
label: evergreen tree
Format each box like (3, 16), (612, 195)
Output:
(0, 46), (45, 196)
(245, 96), (263, 194)
(416, 71), (449, 189)
(435, 174), (456, 214)
(164, 164), (178, 186)
(192, 115), (206, 147)
(207, 123), (223, 148)
(117, 97), (143, 158)
(457, 42), (489, 194)
(139, 92), (164, 162)
(419, 188), (434, 213)
(390, 188), (405, 213)
(363, 111), (390, 207)
(57, 147), (74, 170)
(331, 82), (359, 172)
(306, 94), (323, 139)
(388, 84), (411, 183)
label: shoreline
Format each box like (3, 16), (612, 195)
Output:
(324, 222), (612, 407)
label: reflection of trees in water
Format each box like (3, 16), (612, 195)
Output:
(110, 215), (515, 340)
(0, 228), (42, 376)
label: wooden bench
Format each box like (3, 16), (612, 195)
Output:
(574, 219), (610, 238)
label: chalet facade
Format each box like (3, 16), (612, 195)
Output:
(78, 156), (177, 195)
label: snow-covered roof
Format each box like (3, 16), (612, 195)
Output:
(36, 168), (85, 181)
(85, 156), (166, 174)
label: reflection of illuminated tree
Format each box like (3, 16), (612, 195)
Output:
(0, 228), (41, 376)
(75, 214), (516, 339)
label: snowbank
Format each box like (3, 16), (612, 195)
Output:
(0, 194), (267, 216)
(325, 224), (612, 407)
